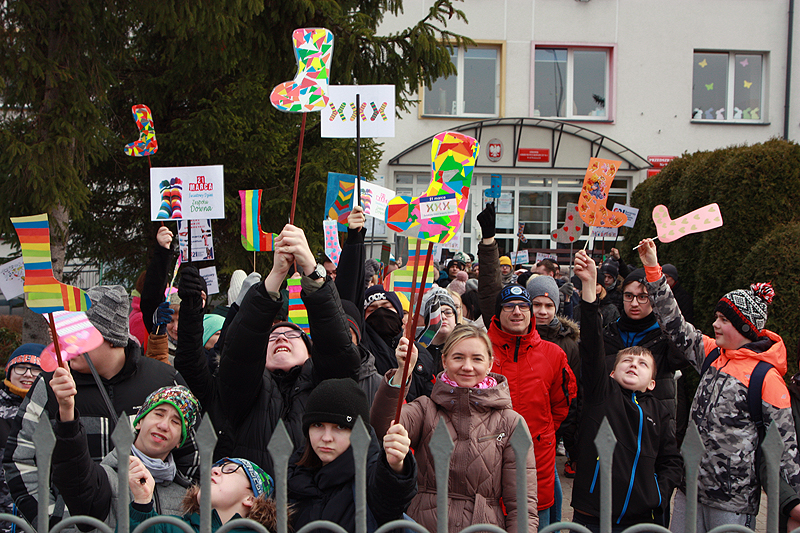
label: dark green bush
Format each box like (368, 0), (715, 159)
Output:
(0, 327), (22, 381)
(621, 139), (800, 375)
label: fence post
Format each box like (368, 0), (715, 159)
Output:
(195, 416), (217, 533)
(509, 419), (533, 532)
(429, 417), (454, 533)
(267, 419), (293, 533)
(34, 417), (55, 533)
(762, 421), (783, 533)
(594, 417), (617, 533)
(350, 417), (370, 533)
(111, 413), (135, 533)
(681, 421), (705, 533)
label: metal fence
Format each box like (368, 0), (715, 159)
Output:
(0, 414), (787, 533)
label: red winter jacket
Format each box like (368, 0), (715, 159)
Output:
(488, 317), (576, 511)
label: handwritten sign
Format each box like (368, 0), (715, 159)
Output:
(612, 203), (640, 229)
(199, 266), (219, 295)
(0, 258), (25, 300)
(150, 165), (225, 221)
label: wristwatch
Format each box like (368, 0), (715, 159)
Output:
(307, 263), (327, 280)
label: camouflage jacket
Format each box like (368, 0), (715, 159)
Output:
(646, 275), (800, 515)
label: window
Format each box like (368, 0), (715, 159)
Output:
(423, 45), (501, 117)
(533, 47), (610, 120)
(692, 51), (764, 121)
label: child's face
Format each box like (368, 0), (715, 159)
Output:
(206, 462), (254, 511)
(308, 422), (352, 465)
(134, 405), (183, 461)
(611, 353), (656, 392)
(713, 312), (750, 350)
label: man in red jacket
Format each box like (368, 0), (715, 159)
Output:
(477, 201), (577, 529)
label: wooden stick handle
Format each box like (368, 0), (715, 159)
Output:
(290, 113), (307, 225)
(394, 241), (433, 423)
(47, 313), (63, 367)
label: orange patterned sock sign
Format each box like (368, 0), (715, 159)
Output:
(577, 158), (628, 228)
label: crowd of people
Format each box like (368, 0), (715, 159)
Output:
(0, 201), (798, 533)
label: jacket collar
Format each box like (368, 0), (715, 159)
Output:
(722, 329), (786, 374)
(432, 372), (513, 412)
(488, 316), (542, 359)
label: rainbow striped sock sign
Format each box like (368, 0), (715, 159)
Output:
(239, 190), (277, 251)
(10, 214), (92, 313)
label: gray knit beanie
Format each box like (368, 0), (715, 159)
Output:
(227, 270), (247, 306)
(526, 275), (559, 308)
(85, 285), (130, 347)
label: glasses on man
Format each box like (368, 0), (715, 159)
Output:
(622, 292), (650, 304)
(501, 302), (531, 312)
(268, 330), (304, 343)
(218, 461), (245, 475)
(440, 308), (456, 318)
(11, 365), (41, 377)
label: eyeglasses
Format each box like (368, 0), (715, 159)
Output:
(217, 461), (245, 475)
(623, 293), (650, 304)
(501, 302), (531, 312)
(11, 365), (41, 377)
(268, 330), (304, 343)
(440, 308), (455, 317)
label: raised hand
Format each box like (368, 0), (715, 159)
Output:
(477, 202), (496, 242)
(637, 238), (659, 267)
(383, 421), (411, 473)
(51, 360), (77, 422)
(156, 226), (174, 250)
(392, 337), (418, 386)
(574, 250), (597, 303)
(348, 206), (366, 232)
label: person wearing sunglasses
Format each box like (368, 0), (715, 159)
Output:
(0, 344), (44, 533)
(475, 201), (577, 529)
(129, 457), (277, 533)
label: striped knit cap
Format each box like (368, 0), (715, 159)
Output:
(134, 385), (200, 447)
(715, 282), (774, 342)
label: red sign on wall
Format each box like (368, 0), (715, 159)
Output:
(518, 148), (550, 163)
(647, 156), (676, 169)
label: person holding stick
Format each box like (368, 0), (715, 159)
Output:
(371, 324), (538, 533)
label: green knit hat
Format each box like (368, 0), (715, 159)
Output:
(134, 386), (200, 447)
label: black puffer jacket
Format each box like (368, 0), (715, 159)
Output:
(288, 428), (417, 533)
(361, 325), (435, 402)
(174, 277), (360, 477)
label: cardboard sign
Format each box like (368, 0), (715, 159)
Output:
(360, 181), (396, 222)
(591, 226), (619, 239)
(199, 266), (219, 295)
(40, 311), (103, 371)
(577, 158), (627, 228)
(535, 252), (558, 263)
(509, 250), (529, 265)
(323, 219), (342, 265)
(0, 258), (25, 300)
(321, 85), (395, 138)
(150, 165), (225, 220)
(551, 202), (584, 243)
(286, 277), (310, 334)
(178, 219), (214, 261)
(325, 172), (356, 231)
(612, 203), (640, 229)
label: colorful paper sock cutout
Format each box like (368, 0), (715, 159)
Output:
(39, 311), (103, 372)
(385, 131), (480, 244)
(10, 214), (92, 313)
(270, 28), (334, 113)
(577, 158), (627, 228)
(239, 190), (276, 252)
(324, 173), (356, 232)
(286, 277), (310, 335)
(157, 178), (182, 219)
(551, 202), (584, 243)
(124, 104), (158, 157)
(322, 219), (341, 265)
(652, 203), (723, 243)
(385, 237), (434, 303)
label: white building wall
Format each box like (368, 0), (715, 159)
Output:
(369, 0), (798, 256)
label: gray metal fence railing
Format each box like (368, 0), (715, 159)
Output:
(0, 414), (787, 533)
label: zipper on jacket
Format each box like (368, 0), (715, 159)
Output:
(617, 391), (644, 524)
(154, 484), (161, 514)
(589, 457), (600, 493)
(513, 337), (521, 363)
(654, 473), (661, 507)
(478, 432), (506, 442)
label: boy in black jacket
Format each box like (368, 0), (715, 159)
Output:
(570, 250), (682, 533)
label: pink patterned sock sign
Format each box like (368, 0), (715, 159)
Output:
(323, 219), (341, 265)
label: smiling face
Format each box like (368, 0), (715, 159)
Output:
(308, 422), (352, 465)
(265, 326), (309, 372)
(442, 336), (493, 388)
(498, 299), (531, 335)
(531, 296), (556, 326)
(134, 405), (183, 460)
(8, 364), (41, 390)
(611, 350), (656, 392)
(713, 311), (750, 350)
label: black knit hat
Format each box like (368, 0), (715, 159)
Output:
(303, 378), (370, 433)
(268, 322), (312, 352)
(714, 283), (774, 342)
(494, 284), (532, 317)
(622, 268), (647, 290)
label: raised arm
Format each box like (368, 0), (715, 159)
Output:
(476, 202), (501, 329)
(575, 250), (609, 402)
(334, 207), (367, 306)
(638, 239), (710, 370)
(141, 226), (176, 334)
(173, 266), (215, 407)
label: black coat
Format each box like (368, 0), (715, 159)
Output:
(361, 324), (434, 402)
(173, 277), (360, 477)
(288, 428), (417, 533)
(572, 299), (682, 525)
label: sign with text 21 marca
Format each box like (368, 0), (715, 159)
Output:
(150, 165), (225, 221)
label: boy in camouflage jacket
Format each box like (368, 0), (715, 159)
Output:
(637, 239), (800, 533)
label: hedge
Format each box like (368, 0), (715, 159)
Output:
(620, 138), (800, 376)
